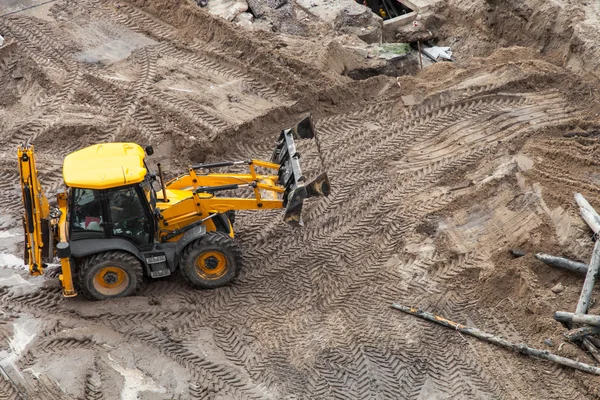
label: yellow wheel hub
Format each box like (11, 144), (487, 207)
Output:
(93, 266), (129, 296)
(196, 251), (227, 280)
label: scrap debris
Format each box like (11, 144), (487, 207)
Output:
(393, 191), (600, 376)
(390, 303), (600, 375)
(421, 45), (454, 62)
(532, 193), (600, 364)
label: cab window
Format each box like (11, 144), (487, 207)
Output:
(71, 188), (104, 235)
(107, 186), (151, 246)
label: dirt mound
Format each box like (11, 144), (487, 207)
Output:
(431, 0), (600, 80)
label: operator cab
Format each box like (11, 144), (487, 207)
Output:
(70, 185), (153, 246)
(63, 143), (156, 248)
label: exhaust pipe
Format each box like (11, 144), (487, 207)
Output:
(157, 163), (168, 202)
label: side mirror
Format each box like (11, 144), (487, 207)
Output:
(145, 145), (154, 156)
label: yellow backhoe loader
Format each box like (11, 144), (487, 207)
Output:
(18, 116), (329, 300)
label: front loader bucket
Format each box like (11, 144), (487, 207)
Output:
(271, 115), (330, 227)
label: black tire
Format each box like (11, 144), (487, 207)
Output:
(78, 251), (144, 301)
(180, 232), (242, 289)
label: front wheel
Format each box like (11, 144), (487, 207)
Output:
(180, 232), (242, 289)
(78, 251), (144, 301)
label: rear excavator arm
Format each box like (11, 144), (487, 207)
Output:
(18, 145), (50, 275)
(18, 145), (76, 296)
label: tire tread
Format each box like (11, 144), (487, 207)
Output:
(180, 232), (242, 289)
(78, 251), (144, 300)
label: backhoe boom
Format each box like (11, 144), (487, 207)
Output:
(18, 145), (49, 275)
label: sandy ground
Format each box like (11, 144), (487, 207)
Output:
(2, 0), (600, 399)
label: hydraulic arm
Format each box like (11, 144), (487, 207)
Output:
(158, 115), (330, 234)
(18, 145), (50, 275)
(18, 145), (76, 296)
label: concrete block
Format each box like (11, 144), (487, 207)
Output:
(383, 11), (417, 28)
(403, 0), (443, 11)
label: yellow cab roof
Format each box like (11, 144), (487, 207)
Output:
(63, 143), (147, 189)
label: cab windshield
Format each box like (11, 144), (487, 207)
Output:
(70, 184), (153, 246)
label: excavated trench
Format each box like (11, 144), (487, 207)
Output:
(1, 0), (600, 399)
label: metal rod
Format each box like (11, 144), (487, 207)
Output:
(576, 240), (600, 314)
(191, 160), (250, 170)
(47, 218), (53, 264)
(194, 182), (256, 194)
(157, 163), (168, 202)
(534, 253), (588, 274)
(555, 311), (600, 327)
(391, 303), (600, 376)
(378, 0), (395, 19)
(417, 41), (423, 70)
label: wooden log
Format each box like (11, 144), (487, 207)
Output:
(582, 338), (600, 363)
(563, 326), (600, 341)
(579, 208), (600, 234)
(575, 193), (600, 219)
(534, 253), (588, 274)
(555, 311), (600, 327)
(556, 313), (600, 360)
(391, 303), (600, 376)
(575, 193), (600, 233)
(575, 193), (600, 216)
(576, 240), (600, 314)
(569, 196), (600, 361)
(586, 336), (600, 348)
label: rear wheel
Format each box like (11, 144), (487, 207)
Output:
(180, 232), (242, 289)
(78, 251), (144, 300)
